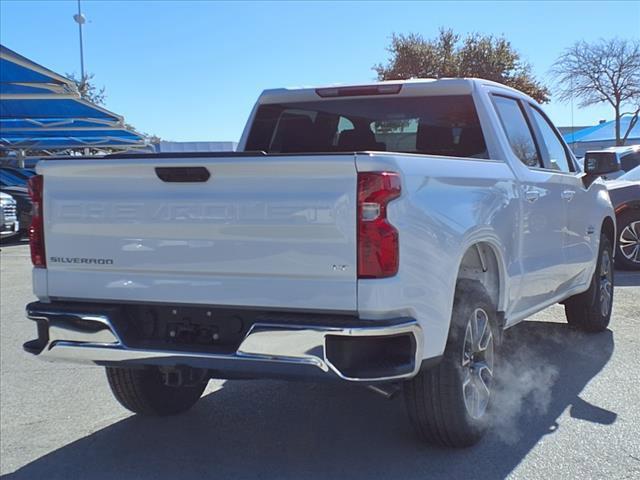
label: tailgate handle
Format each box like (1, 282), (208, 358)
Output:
(155, 167), (210, 183)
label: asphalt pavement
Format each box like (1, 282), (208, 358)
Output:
(1, 240), (639, 480)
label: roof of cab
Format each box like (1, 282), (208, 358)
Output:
(257, 77), (532, 104)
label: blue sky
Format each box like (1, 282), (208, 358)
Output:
(1, 0), (639, 142)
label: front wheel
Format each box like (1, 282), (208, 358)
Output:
(404, 279), (498, 447)
(564, 233), (614, 332)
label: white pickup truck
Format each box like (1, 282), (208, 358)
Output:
(24, 78), (619, 447)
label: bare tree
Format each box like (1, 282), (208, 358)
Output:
(552, 39), (640, 146)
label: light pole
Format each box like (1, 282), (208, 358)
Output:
(73, 0), (86, 80)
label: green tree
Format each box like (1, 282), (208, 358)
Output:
(66, 72), (107, 106)
(552, 38), (640, 146)
(374, 29), (550, 103)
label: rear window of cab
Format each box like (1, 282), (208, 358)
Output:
(245, 95), (488, 159)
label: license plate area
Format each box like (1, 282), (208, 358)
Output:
(120, 305), (247, 353)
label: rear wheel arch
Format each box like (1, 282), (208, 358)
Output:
(456, 242), (505, 314)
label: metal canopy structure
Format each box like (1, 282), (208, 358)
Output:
(0, 97), (122, 122)
(0, 118), (117, 129)
(1, 128), (145, 150)
(0, 44), (145, 151)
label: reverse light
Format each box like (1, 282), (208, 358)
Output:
(357, 172), (401, 278)
(28, 175), (46, 267)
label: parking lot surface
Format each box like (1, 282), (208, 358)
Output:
(1, 241), (639, 480)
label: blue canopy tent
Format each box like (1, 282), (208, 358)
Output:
(563, 115), (640, 144)
(0, 118), (118, 129)
(0, 96), (123, 123)
(0, 44), (75, 86)
(1, 128), (145, 150)
(0, 44), (145, 152)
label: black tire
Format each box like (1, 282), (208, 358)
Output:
(564, 233), (614, 332)
(614, 210), (640, 270)
(404, 279), (499, 448)
(106, 366), (207, 416)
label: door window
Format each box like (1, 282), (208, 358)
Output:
(493, 96), (541, 167)
(529, 107), (572, 173)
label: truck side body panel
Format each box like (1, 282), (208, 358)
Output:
(355, 153), (519, 359)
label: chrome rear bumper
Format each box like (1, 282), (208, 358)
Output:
(25, 302), (423, 382)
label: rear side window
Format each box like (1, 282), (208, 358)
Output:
(493, 96), (540, 168)
(529, 107), (572, 172)
(245, 95), (488, 158)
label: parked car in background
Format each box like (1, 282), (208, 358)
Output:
(597, 145), (640, 179)
(0, 172), (32, 238)
(0, 191), (19, 239)
(607, 166), (640, 270)
(619, 166), (640, 181)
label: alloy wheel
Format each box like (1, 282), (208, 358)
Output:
(461, 308), (494, 420)
(599, 249), (613, 317)
(619, 220), (640, 265)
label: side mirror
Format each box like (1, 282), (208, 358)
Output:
(584, 151), (620, 176)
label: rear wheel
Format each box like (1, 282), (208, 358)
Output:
(615, 210), (640, 270)
(106, 366), (207, 416)
(404, 279), (498, 447)
(564, 233), (614, 332)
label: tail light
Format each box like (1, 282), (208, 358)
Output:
(357, 172), (401, 278)
(28, 175), (46, 267)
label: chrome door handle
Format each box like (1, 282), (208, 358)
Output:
(562, 190), (576, 201)
(525, 190), (540, 203)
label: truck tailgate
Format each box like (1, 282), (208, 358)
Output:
(39, 154), (358, 311)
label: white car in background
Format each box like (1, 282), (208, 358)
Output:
(0, 192), (18, 239)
